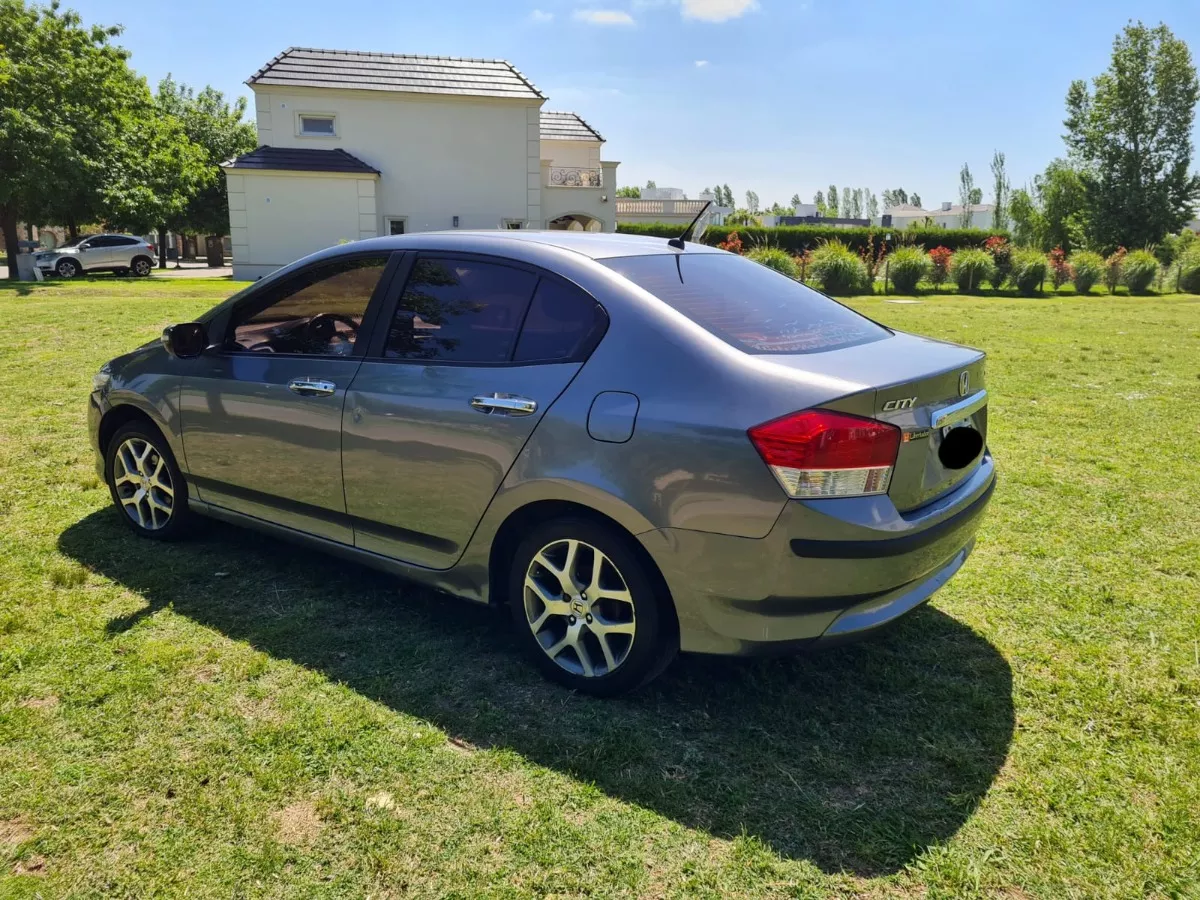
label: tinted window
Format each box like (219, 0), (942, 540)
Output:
(111, 236), (140, 246)
(602, 253), (889, 354)
(514, 278), (601, 362)
(85, 236), (115, 248)
(384, 257), (537, 363)
(227, 256), (388, 356)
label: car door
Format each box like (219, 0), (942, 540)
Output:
(342, 254), (607, 568)
(107, 236), (140, 268)
(77, 236), (114, 270)
(179, 252), (397, 543)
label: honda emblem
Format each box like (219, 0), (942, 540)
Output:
(958, 371), (971, 397)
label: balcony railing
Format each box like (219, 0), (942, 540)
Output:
(547, 166), (603, 188)
(614, 199), (710, 216)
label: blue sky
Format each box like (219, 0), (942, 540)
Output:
(67, 0), (1200, 208)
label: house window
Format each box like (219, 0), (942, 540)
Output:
(503, 219), (524, 230)
(298, 114), (336, 136)
(385, 217), (406, 235)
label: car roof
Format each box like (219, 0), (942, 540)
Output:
(355, 230), (724, 260)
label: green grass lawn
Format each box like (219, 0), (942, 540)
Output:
(1, 279), (1198, 898)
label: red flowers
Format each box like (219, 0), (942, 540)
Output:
(928, 246), (952, 285)
(1048, 246), (1074, 288)
(717, 231), (744, 254)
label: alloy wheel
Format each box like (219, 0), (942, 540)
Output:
(112, 437), (174, 530)
(56, 259), (78, 278)
(523, 538), (636, 677)
(133, 259), (152, 276)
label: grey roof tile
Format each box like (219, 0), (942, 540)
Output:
(222, 146), (380, 175)
(248, 48), (545, 100)
(540, 111), (603, 142)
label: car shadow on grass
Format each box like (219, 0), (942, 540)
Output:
(60, 510), (1013, 877)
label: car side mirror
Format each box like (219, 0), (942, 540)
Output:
(161, 322), (208, 359)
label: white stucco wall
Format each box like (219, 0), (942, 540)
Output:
(541, 138), (600, 169)
(254, 86), (542, 233)
(226, 170), (379, 281)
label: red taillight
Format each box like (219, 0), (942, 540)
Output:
(748, 409), (900, 498)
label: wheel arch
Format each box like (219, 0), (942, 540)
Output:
(486, 498), (679, 640)
(98, 403), (170, 462)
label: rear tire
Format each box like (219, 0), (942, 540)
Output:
(104, 420), (194, 541)
(131, 256), (153, 277)
(509, 517), (677, 696)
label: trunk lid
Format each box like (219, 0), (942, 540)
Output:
(762, 331), (987, 511)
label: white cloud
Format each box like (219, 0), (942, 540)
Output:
(694, 59), (709, 67)
(573, 9), (636, 25)
(681, 0), (758, 22)
(529, 9), (554, 22)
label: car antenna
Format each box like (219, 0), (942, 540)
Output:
(667, 201), (713, 250)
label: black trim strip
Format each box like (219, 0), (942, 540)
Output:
(790, 477), (995, 559)
(188, 474), (456, 554)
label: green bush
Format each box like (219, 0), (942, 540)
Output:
(1179, 247), (1200, 293)
(1155, 229), (1196, 266)
(1069, 250), (1104, 294)
(745, 247), (799, 278)
(1010, 249), (1049, 296)
(809, 240), (868, 295)
(950, 248), (996, 293)
(1121, 249), (1160, 294)
(616, 222), (1009, 255)
(887, 246), (930, 293)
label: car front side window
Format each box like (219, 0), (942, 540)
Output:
(226, 256), (389, 356)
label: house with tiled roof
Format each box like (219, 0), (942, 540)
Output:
(222, 48), (619, 279)
(875, 201), (998, 230)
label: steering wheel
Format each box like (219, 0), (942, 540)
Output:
(304, 313), (359, 347)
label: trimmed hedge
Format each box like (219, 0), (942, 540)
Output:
(616, 222), (1010, 255)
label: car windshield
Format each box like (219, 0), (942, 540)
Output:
(56, 236), (93, 249)
(601, 252), (890, 355)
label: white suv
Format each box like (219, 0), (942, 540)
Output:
(36, 234), (156, 278)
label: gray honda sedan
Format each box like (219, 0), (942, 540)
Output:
(89, 231), (995, 694)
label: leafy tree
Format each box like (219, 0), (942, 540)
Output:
(0, 0), (139, 278)
(969, 187), (983, 205)
(910, 192), (921, 208)
(866, 191), (880, 220)
(991, 150), (1010, 231)
(958, 163), (976, 227)
(744, 190), (760, 214)
(813, 190), (826, 215)
(645, 179), (657, 190)
(1038, 159), (1088, 252)
(1008, 187), (1042, 247)
(1064, 21), (1200, 249)
(827, 185), (839, 216)
(155, 76), (257, 238)
(789, 193), (802, 210)
(721, 183), (734, 207)
(882, 188), (908, 208)
(616, 185), (641, 198)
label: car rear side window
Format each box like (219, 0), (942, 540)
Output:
(513, 278), (603, 363)
(601, 253), (889, 354)
(384, 257), (537, 363)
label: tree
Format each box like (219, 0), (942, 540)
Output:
(0, 0), (140, 278)
(1037, 159), (1089, 251)
(991, 150), (1010, 231)
(616, 186), (641, 198)
(813, 190), (826, 215)
(645, 179), (657, 190)
(1064, 22), (1200, 250)
(1008, 187), (1041, 247)
(827, 185), (839, 216)
(959, 163), (976, 227)
(155, 76), (257, 239)
(721, 183), (734, 208)
(866, 191), (880, 220)
(882, 188), (909, 209)
(744, 190), (760, 214)
(910, 192), (922, 208)
(790, 193), (802, 210)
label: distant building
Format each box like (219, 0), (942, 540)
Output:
(875, 201), (997, 230)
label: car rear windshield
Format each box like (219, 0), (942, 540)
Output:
(601, 253), (889, 355)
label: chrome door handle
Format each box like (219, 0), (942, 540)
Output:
(288, 378), (336, 397)
(470, 393), (538, 417)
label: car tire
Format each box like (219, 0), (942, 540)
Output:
(131, 257), (153, 277)
(508, 517), (677, 696)
(55, 258), (81, 278)
(104, 420), (193, 541)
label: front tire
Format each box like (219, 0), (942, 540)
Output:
(104, 421), (193, 540)
(509, 517), (677, 696)
(56, 258), (81, 278)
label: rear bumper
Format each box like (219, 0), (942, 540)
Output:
(639, 454), (995, 655)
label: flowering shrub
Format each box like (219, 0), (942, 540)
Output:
(717, 231), (743, 254)
(1048, 246), (1074, 289)
(984, 235), (1012, 289)
(858, 234), (887, 287)
(928, 246), (953, 286)
(1068, 250), (1104, 293)
(1104, 247), (1126, 293)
